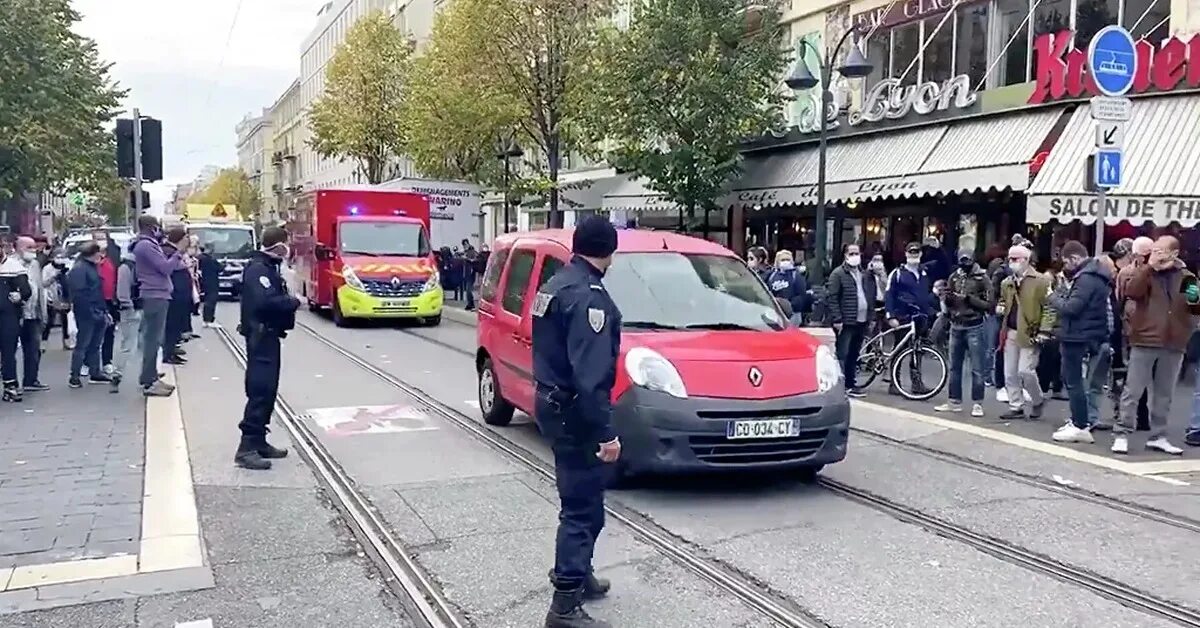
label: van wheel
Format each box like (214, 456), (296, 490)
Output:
(479, 358), (514, 426)
(332, 299), (350, 327)
(423, 314), (442, 327)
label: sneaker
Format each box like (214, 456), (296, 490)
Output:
(1185, 433), (1200, 447)
(142, 381), (174, 397)
(68, 378), (82, 389)
(88, 374), (113, 384)
(1052, 424), (1095, 444)
(1146, 437), (1184, 456)
(1111, 436), (1129, 454)
(103, 363), (115, 375)
(995, 388), (1010, 403)
(22, 382), (49, 392)
(935, 402), (963, 413)
(998, 409), (1025, 421)
(971, 404), (984, 417)
(847, 388), (866, 399)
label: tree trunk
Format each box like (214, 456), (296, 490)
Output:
(547, 132), (562, 229)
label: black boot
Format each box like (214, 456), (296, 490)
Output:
(545, 589), (610, 628)
(258, 439), (289, 459)
(548, 570), (610, 600)
(234, 437), (271, 470)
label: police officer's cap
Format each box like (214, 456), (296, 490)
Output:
(573, 215), (618, 258)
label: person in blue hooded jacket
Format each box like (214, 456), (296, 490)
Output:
(766, 250), (809, 324)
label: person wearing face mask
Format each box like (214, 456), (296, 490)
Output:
(161, 227), (193, 366)
(1116, 236), (1155, 431)
(236, 226), (302, 471)
(747, 246), (771, 284)
(934, 249), (993, 417)
(1113, 236), (1199, 455)
(65, 241), (112, 389)
(14, 236), (48, 392)
(826, 243), (877, 397)
(884, 242), (937, 330)
(0, 236), (32, 402)
(1046, 240), (1114, 444)
(996, 244), (1056, 420)
(767, 250), (809, 325)
(132, 214), (180, 397)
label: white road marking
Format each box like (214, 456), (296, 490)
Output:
(464, 400), (480, 408)
(175, 619), (214, 628)
(852, 400), (1193, 486)
(306, 404), (440, 436)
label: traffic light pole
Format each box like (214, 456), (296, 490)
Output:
(132, 108), (143, 221)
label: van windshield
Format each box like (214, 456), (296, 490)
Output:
(340, 221), (430, 257)
(604, 252), (786, 331)
(192, 228), (256, 258)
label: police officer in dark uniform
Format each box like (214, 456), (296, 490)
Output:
(235, 226), (300, 470)
(531, 215), (622, 628)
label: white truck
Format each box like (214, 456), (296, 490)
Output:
(378, 178), (481, 250)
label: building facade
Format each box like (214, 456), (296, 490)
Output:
(235, 111), (275, 222)
(268, 79), (304, 222)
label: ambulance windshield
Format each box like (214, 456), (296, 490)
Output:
(340, 221), (430, 257)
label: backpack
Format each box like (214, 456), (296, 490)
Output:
(121, 259), (142, 310)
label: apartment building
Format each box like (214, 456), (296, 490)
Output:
(235, 112), (275, 222)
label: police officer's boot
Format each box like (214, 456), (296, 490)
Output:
(234, 437), (272, 470)
(257, 438), (289, 459)
(548, 569), (610, 600)
(545, 589), (610, 628)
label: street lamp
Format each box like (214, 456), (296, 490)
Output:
(785, 26), (872, 284)
(496, 136), (523, 234)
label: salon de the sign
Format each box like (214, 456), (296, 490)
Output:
(1029, 30), (1200, 104)
(795, 74), (978, 134)
(1029, 194), (1200, 226)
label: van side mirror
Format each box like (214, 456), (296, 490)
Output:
(775, 297), (794, 319)
(314, 244), (334, 262)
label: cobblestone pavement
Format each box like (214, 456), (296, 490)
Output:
(0, 349), (145, 570)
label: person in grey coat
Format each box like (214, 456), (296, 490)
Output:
(15, 236), (48, 391)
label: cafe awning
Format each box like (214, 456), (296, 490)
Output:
(525, 168), (625, 213)
(730, 108), (1064, 209)
(1027, 93), (1200, 226)
(601, 176), (678, 214)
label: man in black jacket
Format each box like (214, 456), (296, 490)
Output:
(198, 246), (222, 327)
(1049, 240), (1114, 444)
(161, 227), (192, 365)
(826, 243), (877, 398)
(935, 249), (993, 416)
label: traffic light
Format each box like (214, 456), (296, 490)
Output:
(114, 116), (163, 181)
(116, 119), (135, 178)
(140, 118), (163, 182)
(128, 190), (150, 210)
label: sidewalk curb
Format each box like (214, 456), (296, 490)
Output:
(442, 305), (477, 326)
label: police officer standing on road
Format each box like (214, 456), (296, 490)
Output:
(235, 226), (300, 470)
(532, 215), (622, 628)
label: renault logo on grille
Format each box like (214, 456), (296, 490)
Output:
(748, 366), (763, 387)
(391, 276), (401, 288)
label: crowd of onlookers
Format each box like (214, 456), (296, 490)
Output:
(435, 239), (490, 311)
(0, 215), (225, 401)
(750, 233), (1200, 454)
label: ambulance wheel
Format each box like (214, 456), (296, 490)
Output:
(332, 300), (350, 327)
(423, 314), (442, 326)
(479, 358), (514, 426)
(307, 299), (320, 313)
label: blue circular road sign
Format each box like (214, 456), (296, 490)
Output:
(1087, 25), (1138, 97)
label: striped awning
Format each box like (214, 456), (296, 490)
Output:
(1027, 94), (1200, 226)
(601, 176), (678, 214)
(730, 108), (1065, 209)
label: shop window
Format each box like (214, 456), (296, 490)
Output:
(1031, 0), (1071, 83)
(956, 4), (989, 88)
(1123, 0), (1169, 42)
(995, 0), (1031, 86)
(922, 16), (956, 83)
(529, 211), (548, 230)
(789, 32), (822, 125)
(865, 31), (892, 87)
(1075, 0), (1121, 48)
(892, 22), (921, 85)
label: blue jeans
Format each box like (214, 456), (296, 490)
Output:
(983, 315), (1000, 386)
(1189, 360), (1200, 439)
(70, 314), (105, 379)
(948, 323), (987, 403)
(1061, 340), (1106, 429)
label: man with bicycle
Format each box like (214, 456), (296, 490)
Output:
(884, 242), (938, 396)
(997, 244), (1057, 421)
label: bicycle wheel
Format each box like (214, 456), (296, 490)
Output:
(889, 345), (948, 401)
(854, 349), (884, 389)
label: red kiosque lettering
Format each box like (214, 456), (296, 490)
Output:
(1028, 30), (1200, 104)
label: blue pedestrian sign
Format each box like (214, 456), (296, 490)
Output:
(1087, 26), (1138, 97)
(1095, 150), (1123, 188)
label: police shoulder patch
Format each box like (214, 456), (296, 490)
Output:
(587, 307), (605, 333)
(589, 283), (604, 291)
(531, 291), (553, 317)
(259, 275), (271, 289)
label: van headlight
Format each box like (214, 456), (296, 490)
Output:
(816, 345), (843, 394)
(625, 346), (687, 399)
(342, 266), (365, 291)
(423, 270), (440, 292)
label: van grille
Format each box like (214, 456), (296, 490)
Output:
(363, 278), (425, 298)
(696, 407), (821, 420)
(688, 428), (829, 465)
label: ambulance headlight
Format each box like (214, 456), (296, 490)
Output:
(816, 345), (843, 394)
(423, 270), (440, 292)
(342, 266), (365, 291)
(625, 347), (687, 399)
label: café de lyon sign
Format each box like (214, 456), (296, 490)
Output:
(794, 73), (978, 134)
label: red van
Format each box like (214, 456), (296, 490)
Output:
(474, 228), (850, 480)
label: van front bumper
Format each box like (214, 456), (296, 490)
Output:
(611, 387), (850, 475)
(336, 285), (443, 318)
